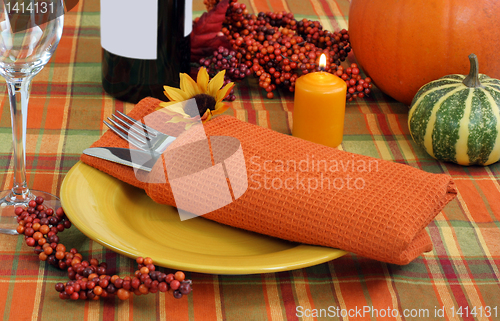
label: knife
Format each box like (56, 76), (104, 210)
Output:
(83, 147), (159, 172)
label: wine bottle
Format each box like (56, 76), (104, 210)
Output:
(100, 0), (192, 103)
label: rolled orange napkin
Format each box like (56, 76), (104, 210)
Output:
(81, 97), (457, 265)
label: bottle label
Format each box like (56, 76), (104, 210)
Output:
(101, 0), (158, 59)
(185, 0), (193, 37)
(101, 0), (192, 60)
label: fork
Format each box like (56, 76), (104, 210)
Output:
(103, 110), (177, 153)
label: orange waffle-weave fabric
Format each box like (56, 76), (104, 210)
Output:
(80, 97), (457, 265)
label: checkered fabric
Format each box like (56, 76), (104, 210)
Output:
(0, 0), (499, 320)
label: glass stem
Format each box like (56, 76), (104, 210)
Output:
(6, 77), (33, 203)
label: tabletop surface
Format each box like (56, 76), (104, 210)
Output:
(1, 0), (499, 320)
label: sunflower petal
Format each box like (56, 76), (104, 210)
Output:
(202, 111), (213, 123)
(197, 108), (209, 118)
(180, 73), (201, 97)
(207, 70), (226, 97)
(156, 101), (177, 110)
(158, 102), (191, 117)
(157, 101), (178, 110)
(164, 86), (190, 102)
(200, 109), (211, 121)
(168, 115), (197, 124)
(197, 67), (210, 93)
(216, 82), (235, 103)
(211, 102), (229, 115)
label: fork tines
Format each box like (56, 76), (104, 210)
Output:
(103, 111), (155, 150)
(104, 110), (176, 152)
(115, 111), (159, 137)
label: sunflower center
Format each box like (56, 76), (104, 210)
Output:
(188, 94), (217, 117)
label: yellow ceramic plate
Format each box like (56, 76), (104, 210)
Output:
(60, 162), (346, 274)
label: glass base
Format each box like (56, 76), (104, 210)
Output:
(0, 189), (61, 235)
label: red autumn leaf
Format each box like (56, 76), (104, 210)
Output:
(190, 0), (231, 62)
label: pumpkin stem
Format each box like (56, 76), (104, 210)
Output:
(463, 54), (483, 88)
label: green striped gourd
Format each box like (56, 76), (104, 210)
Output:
(408, 54), (500, 166)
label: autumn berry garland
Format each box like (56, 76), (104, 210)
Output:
(192, 0), (372, 101)
(16, 197), (193, 301)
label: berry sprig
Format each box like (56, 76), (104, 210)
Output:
(55, 257), (192, 300)
(336, 63), (372, 102)
(15, 198), (193, 301)
(199, 46), (242, 101)
(197, 0), (373, 100)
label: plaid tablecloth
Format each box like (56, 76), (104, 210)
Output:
(1, 0), (499, 320)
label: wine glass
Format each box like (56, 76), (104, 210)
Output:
(0, 0), (64, 234)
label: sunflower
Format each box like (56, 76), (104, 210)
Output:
(157, 67), (234, 129)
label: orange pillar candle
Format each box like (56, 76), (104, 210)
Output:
(292, 54), (347, 148)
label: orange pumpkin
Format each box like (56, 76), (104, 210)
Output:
(348, 0), (500, 106)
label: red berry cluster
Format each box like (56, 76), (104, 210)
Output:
(16, 197), (70, 254)
(335, 64), (373, 101)
(55, 257), (192, 301)
(15, 198), (193, 301)
(199, 47), (240, 101)
(198, 0), (372, 100)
